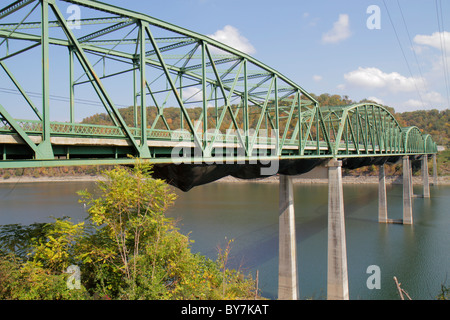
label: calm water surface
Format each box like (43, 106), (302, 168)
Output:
(0, 180), (449, 300)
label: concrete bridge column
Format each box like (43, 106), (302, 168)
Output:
(422, 155), (430, 198)
(278, 174), (298, 300)
(403, 156), (413, 225)
(378, 164), (388, 223)
(327, 159), (349, 300)
(432, 154), (438, 186)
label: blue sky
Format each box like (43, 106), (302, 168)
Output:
(102, 0), (449, 113)
(1, 0), (449, 122)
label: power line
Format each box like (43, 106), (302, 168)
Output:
(396, 0), (429, 94)
(0, 87), (129, 108)
(383, 0), (425, 108)
(435, 0), (450, 108)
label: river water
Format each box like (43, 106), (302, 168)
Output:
(0, 179), (449, 300)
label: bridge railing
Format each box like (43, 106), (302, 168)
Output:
(0, 117), (437, 156)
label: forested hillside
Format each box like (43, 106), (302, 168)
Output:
(81, 93), (450, 149)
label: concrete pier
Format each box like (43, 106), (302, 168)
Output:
(422, 155), (430, 198)
(327, 159), (349, 300)
(432, 154), (438, 186)
(403, 156), (413, 225)
(278, 174), (298, 300)
(378, 164), (388, 223)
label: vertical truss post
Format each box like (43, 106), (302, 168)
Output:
(315, 102), (320, 155)
(42, 0), (49, 139)
(243, 59), (249, 156)
(37, 0), (54, 159)
(139, 21), (150, 157)
(133, 58), (138, 128)
(274, 75), (280, 156)
(179, 73), (184, 130)
(297, 91), (303, 155)
(201, 41), (207, 151)
(214, 85), (218, 127)
(69, 46), (74, 124)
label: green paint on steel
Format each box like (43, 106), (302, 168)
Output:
(0, 0), (438, 169)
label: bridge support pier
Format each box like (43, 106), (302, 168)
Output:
(327, 159), (349, 300)
(432, 154), (438, 186)
(422, 155), (430, 198)
(403, 156), (413, 225)
(378, 164), (388, 223)
(278, 175), (298, 300)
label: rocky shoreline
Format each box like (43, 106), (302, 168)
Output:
(215, 175), (450, 185)
(0, 174), (448, 185)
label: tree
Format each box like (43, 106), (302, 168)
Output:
(0, 161), (258, 300)
(77, 160), (257, 299)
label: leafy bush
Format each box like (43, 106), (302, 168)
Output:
(0, 161), (258, 300)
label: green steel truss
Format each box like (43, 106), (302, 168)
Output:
(0, 0), (437, 169)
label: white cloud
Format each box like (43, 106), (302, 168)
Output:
(367, 96), (385, 105)
(313, 75), (323, 82)
(414, 31), (450, 51)
(182, 87), (215, 108)
(343, 67), (424, 93)
(336, 83), (346, 90)
(401, 91), (444, 109)
(207, 25), (256, 55)
(322, 14), (351, 44)
(183, 87), (202, 101)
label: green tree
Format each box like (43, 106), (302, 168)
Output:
(77, 160), (257, 299)
(0, 161), (258, 300)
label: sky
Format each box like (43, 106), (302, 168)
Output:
(97, 0), (449, 113)
(1, 0), (449, 122)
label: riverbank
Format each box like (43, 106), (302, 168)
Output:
(0, 175), (104, 184)
(0, 173), (448, 185)
(215, 175), (450, 185)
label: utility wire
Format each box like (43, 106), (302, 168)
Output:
(435, 0), (450, 108)
(0, 87), (129, 108)
(396, 0), (429, 94)
(383, 0), (425, 108)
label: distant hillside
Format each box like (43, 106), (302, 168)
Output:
(81, 93), (449, 149)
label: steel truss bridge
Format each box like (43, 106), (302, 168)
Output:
(0, 0), (438, 190)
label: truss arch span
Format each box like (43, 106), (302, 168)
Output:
(321, 103), (405, 156)
(402, 126), (425, 154)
